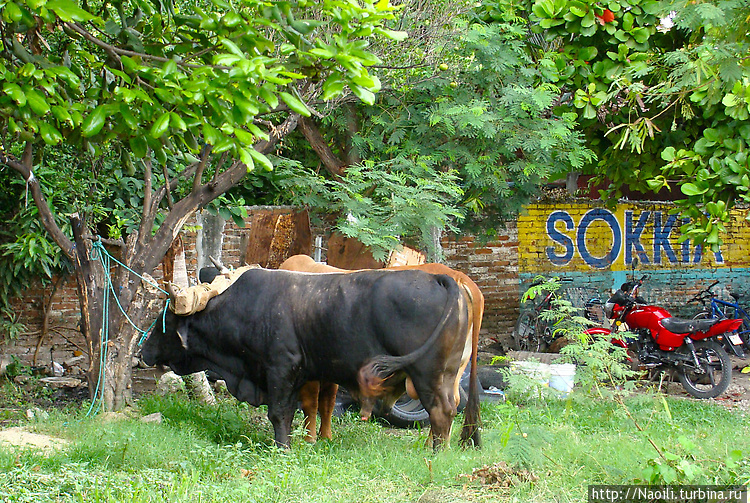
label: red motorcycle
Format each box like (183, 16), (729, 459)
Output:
(597, 275), (741, 399)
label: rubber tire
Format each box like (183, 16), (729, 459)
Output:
(677, 339), (732, 399)
(373, 386), (468, 429)
(511, 311), (545, 352)
(692, 311), (712, 321)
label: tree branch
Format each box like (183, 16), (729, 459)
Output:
(193, 145), (211, 194)
(64, 22), (228, 71)
(143, 156), (153, 218)
(140, 113), (302, 275)
(343, 103), (361, 166)
(298, 116), (346, 179)
(0, 144), (74, 258)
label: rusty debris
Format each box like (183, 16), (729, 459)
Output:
(463, 461), (539, 488)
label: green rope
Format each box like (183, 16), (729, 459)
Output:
(85, 239), (170, 416)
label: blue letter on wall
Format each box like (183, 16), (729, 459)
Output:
(578, 208), (622, 268)
(546, 211), (575, 265)
(625, 211), (650, 265)
(653, 212), (678, 264)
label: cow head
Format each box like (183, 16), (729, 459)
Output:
(141, 311), (194, 375)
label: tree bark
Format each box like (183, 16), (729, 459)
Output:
(342, 103), (362, 166)
(298, 117), (348, 178)
(70, 214), (106, 403)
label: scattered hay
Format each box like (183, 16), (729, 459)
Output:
(463, 461), (539, 488)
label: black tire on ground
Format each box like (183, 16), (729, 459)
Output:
(512, 310), (545, 352)
(373, 386), (468, 429)
(677, 339), (732, 399)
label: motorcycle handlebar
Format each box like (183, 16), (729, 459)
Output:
(688, 280), (722, 304)
(530, 276), (574, 287)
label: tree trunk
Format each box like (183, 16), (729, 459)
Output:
(100, 272), (163, 410)
(70, 215), (107, 405)
(71, 214), (164, 411)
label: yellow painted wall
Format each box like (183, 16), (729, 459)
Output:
(519, 203), (750, 273)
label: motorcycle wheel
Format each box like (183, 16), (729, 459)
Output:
(677, 339), (732, 399)
(511, 310), (546, 352)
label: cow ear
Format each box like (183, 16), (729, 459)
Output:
(175, 319), (189, 350)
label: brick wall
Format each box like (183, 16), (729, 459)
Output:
(5, 273), (86, 368)
(5, 200), (750, 366)
(441, 225), (519, 341)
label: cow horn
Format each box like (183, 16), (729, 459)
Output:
(209, 255), (230, 274)
(166, 282), (180, 303)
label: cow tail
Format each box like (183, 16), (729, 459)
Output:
(357, 274), (459, 398)
(459, 283), (483, 449)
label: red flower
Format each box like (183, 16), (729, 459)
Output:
(596, 9), (615, 24)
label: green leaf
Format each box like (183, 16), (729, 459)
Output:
(51, 105), (73, 126)
(246, 123), (269, 141)
(631, 27), (650, 44)
(703, 128), (721, 143)
(39, 121), (62, 145)
(310, 47), (336, 58)
(681, 182), (708, 196)
(234, 94), (259, 117)
(119, 105), (138, 130)
(581, 10), (595, 27)
(569, 4), (587, 17)
(661, 146), (675, 161)
(212, 136), (234, 153)
(234, 128), (255, 145)
(220, 37), (245, 58)
(203, 123), (221, 145)
(3, 83), (26, 106)
(24, 89), (50, 116)
(221, 11), (243, 28)
(162, 59), (178, 77)
(150, 112), (170, 138)
(247, 147), (274, 171)
(278, 91), (311, 116)
(351, 85), (375, 106)
(373, 27), (408, 41)
(322, 75), (346, 100)
(3, 2), (24, 23)
(169, 112), (187, 132)
(213, 54), (243, 66)
(239, 148), (255, 171)
(46, 0), (95, 22)
(583, 102), (597, 119)
(81, 105), (108, 137)
(129, 136), (148, 158)
(259, 86), (279, 109)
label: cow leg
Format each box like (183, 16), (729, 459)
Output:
(317, 381), (338, 440)
(415, 379), (457, 451)
(299, 381), (320, 443)
(267, 395), (298, 449)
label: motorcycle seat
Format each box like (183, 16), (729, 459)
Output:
(660, 317), (717, 334)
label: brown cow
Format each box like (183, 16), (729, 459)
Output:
(280, 254), (483, 447)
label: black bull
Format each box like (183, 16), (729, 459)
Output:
(141, 267), (480, 449)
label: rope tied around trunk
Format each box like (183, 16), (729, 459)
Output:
(84, 239), (170, 416)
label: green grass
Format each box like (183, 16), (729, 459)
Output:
(1, 386), (750, 502)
